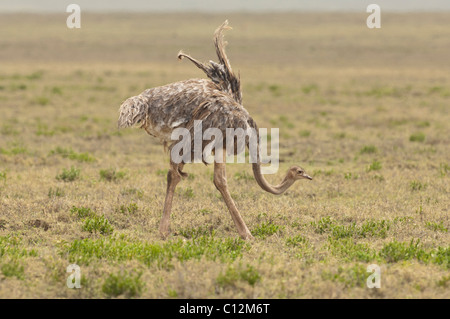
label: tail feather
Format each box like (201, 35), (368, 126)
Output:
(213, 20), (242, 104)
(178, 20), (242, 105)
(117, 95), (149, 129)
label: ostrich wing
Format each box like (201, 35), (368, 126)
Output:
(178, 20), (242, 105)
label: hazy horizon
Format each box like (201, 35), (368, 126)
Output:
(1, 0), (450, 13)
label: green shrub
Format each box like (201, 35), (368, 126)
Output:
(286, 235), (309, 247)
(360, 145), (377, 154)
(0, 170), (6, 182)
(120, 188), (144, 199)
(99, 168), (126, 182)
(167, 288), (178, 298)
(268, 84), (281, 97)
(410, 180), (427, 191)
(425, 221), (448, 233)
(439, 163), (450, 177)
(35, 96), (50, 106)
(328, 238), (378, 262)
(119, 203), (139, 214)
(251, 221), (282, 239)
(299, 130), (311, 137)
(301, 84), (319, 94)
(182, 187), (195, 198)
(1, 260), (25, 280)
(50, 147), (95, 162)
(216, 266), (239, 287)
(0, 235), (38, 258)
(311, 216), (334, 234)
(234, 171), (254, 182)
(321, 264), (367, 288)
(367, 160), (382, 172)
(82, 215), (114, 235)
(333, 132), (346, 139)
(56, 167), (80, 182)
(26, 71), (44, 80)
(437, 275), (450, 288)
(344, 172), (359, 180)
(0, 144), (27, 155)
(379, 239), (449, 268)
(409, 132), (425, 142)
(70, 206), (96, 219)
(52, 86), (62, 95)
(64, 235), (248, 268)
(216, 264), (261, 287)
(48, 187), (65, 198)
(156, 168), (168, 176)
(239, 264), (261, 286)
(102, 271), (144, 298)
(36, 123), (55, 136)
(179, 226), (214, 239)
(0, 124), (19, 136)
(312, 217), (390, 239)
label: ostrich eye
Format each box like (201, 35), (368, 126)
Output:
(298, 170), (303, 174)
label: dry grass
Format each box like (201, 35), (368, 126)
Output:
(0, 12), (449, 298)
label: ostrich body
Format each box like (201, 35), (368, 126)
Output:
(118, 21), (312, 240)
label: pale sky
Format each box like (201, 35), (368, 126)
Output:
(1, 0), (449, 13)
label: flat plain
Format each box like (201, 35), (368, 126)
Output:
(0, 12), (448, 298)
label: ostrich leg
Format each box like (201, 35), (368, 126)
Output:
(159, 162), (184, 238)
(214, 161), (254, 240)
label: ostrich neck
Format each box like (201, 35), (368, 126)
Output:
(252, 162), (294, 195)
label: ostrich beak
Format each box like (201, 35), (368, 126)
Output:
(304, 174), (313, 180)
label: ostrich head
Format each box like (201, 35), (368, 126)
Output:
(287, 166), (313, 181)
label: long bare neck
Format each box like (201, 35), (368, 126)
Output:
(252, 162), (294, 195)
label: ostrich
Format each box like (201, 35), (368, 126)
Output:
(118, 21), (312, 240)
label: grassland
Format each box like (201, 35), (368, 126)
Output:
(0, 12), (449, 298)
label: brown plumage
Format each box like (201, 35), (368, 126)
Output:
(118, 20), (312, 240)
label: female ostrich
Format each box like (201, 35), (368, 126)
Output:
(118, 21), (312, 240)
